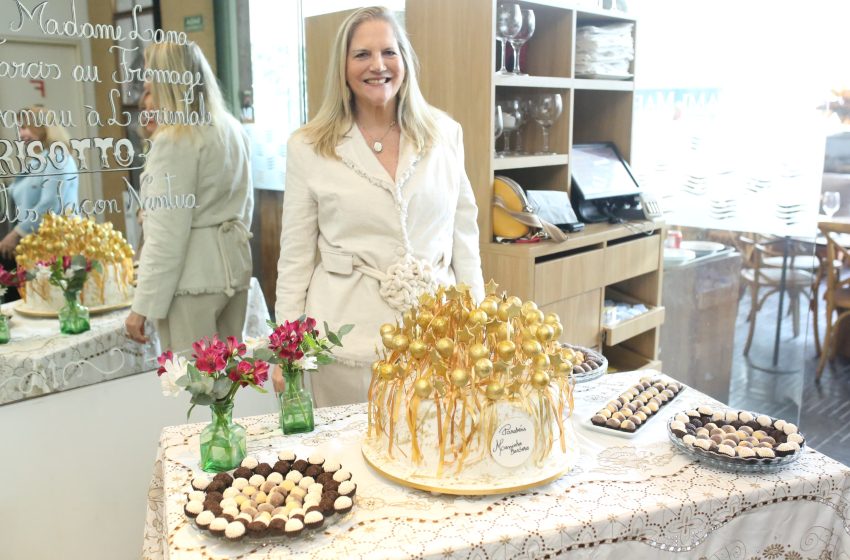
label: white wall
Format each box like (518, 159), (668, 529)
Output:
(0, 372), (278, 560)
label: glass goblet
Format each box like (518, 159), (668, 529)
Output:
(532, 93), (563, 155)
(510, 9), (535, 75)
(496, 4), (522, 75)
(493, 105), (504, 157)
(497, 100), (521, 156)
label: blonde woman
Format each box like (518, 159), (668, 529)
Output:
(0, 105), (79, 260)
(125, 42), (253, 354)
(273, 7), (484, 406)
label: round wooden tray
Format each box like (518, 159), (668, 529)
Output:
(361, 426), (579, 496)
(12, 299), (132, 318)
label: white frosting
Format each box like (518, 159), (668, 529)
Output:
(285, 519), (304, 532)
(332, 470), (351, 483)
(267, 472), (284, 485)
(188, 490), (206, 502)
(682, 434), (696, 445)
(783, 423), (798, 435)
(739, 411), (754, 423)
(298, 477), (315, 489)
(304, 511), (324, 525)
(196, 510), (215, 526)
(222, 505), (239, 518)
(209, 517), (228, 531)
(191, 476), (211, 490)
(334, 496), (353, 510)
(21, 263), (133, 313)
(788, 433), (804, 444)
(670, 421), (686, 431)
(321, 461), (341, 473)
(241, 456), (259, 469)
(285, 471), (303, 483)
(338, 480), (356, 496)
(724, 411), (739, 423)
(674, 413), (689, 423)
(232, 477), (248, 490)
(736, 446), (756, 458)
(774, 419), (787, 431)
(219, 498), (237, 509)
(248, 474), (265, 487)
(278, 450), (296, 462)
(697, 405), (713, 416)
(185, 500), (204, 515)
(222, 487), (239, 499)
(308, 454), (325, 465)
(756, 415), (772, 427)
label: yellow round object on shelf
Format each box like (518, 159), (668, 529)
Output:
(492, 176), (530, 239)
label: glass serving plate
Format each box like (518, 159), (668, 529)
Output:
(666, 414), (804, 473)
(560, 343), (608, 383)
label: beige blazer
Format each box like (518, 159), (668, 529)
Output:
(275, 114), (484, 365)
(132, 114), (254, 320)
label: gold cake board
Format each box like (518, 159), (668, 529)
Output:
(361, 431), (580, 496)
(12, 299), (132, 318)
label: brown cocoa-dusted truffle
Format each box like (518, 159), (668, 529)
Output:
(269, 517), (287, 535)
(254, 463), (273, 478)
(591, 414), (607, 426)
(605, 418), (620, 429)
(292, 459), (309, 473)
(213, 472), (233, 486)
(322, 490), (340, 504)
(305, 465), (323, 478)
(247, 521), (268, 537)
(319, 499), (335, 516)
(205, 491), (224, 503)
(233, 467), (253, 480)
(273, 460), (291, 475)
(204, 503), (224, 517)
(324, 480), (340, 492)
(206, 480), (227, 494)
(306, 505), (321, 514)
(620, 419), (637, 432)
(316, 472), (335, 485)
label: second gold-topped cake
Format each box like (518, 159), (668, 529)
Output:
(365, 282), (576, 488)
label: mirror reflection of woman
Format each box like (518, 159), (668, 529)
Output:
(0, 105), (79, 270)
(125, 42), (253, 354)
(273, 7), (484, 406)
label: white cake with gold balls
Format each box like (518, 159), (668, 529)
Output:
(363, 283), (578, 492)
(16, 214), (135, 312)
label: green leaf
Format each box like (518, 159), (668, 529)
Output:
(297, 314), (307, 323)
(212, 377), (232, 400)
(338, 324), (354, 336)
(316, 354), (334, 365)
(266, 319), (278, 329)
(186, 403), (197, 422)
(327, 332), (342, 347)
(323, 321), (330, 338)
(252, 348), (275, 362)
(175, 376), (190, 387)
(191, 393), (214, 406)
(250, 384), (268, 394)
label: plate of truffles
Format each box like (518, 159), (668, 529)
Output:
(183, 450), (357, 542)
(667, 407), (806, 472)
(586, 376), (685, 438)
(560, 343), (608, 383)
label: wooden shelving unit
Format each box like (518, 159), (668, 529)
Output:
(407, 0), (665, 371)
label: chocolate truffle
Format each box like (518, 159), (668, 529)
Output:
(710, 435), (723, 445)
(628, 415), (643, 427)
(209, 517), (228, 536)
(284, 518), (304, 537)
(261, 480), (278, 494)
(247, 521), (268, 537)
(255, 463), (274, 478)
(207, 480), (227, 494)
(213, 472), (233, 486)
(596, 409), (612, 419)
(196, 510), (215, 529)
(233, 467), (253, 480)
(292, 459), (309, 473)
(222, 506), (239, 521)
(225, 521), (246, 541)
(334, 496), (353, 514)
(279, 479), (296, 493)
(272, 460), (291, 475)
(634, 411), (648, 422)
(242, 486), (258, 498)
(290, 487), (307, 500)
(591, 415), (607, 426)
(319, 498), (336, 516)
(305, 465), (323, 478)
(191, 475), (211, 491)
(258, 503), (275, 514)
(268, 492), (286, 508)
(269, 517), (287, 535)
(236, 512), (253, 526)
(775, 442), (799, 457)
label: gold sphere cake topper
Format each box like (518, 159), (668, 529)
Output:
(367, 281), (575, 476)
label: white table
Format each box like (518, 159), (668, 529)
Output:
(143, 370), (850, 559)
(0, 278), (271, 405)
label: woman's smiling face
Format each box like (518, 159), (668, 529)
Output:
(345, 19), (405, 112)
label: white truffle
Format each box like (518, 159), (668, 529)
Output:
(788, 433), (804, 445)
(240, 456), (259, 469)
(279, 479), (296, 493)
(711, 411), (725, 422)
(219, 498), (237, 510)
(736, 446), (756, 458)
(278, 450), (296, 462)
(717, 444), (735, 457)
(674, 413), (690, 424)
(308, 454), (325, 466)
(756, 415), (772, 427)
(267, 472), (284, 485)
(338, 480), (356, 496)
(209, 517), (228, 532)
(303, 495), (320, 509)
(285, 518), (304, 533)
(242, 485), (257, 497)
(697, 405), (713, 416)
(334, 496), (353, 512)
(307, 483), (324, 495)
(682, 434), (696, 445)
(249, 474), (266, 487)
(232, 477), (249, 490)
(298, 476), (315, 490)
(304, 510), (324, 525)
(222, 505), (239, 518)
(670, 420), (686, 432)
(755, 447), (775, 459)
(236, 512), (253, 524)
(333, 470), (351, 483)
(196, 510), (215, 527)
(185, 500), (204, 516)
(224, 521), (245, 539)
(285, 470), (303, 484)
(255, 511), (272, 524)
(739, 411), (754, 423)
(222, 487), (239, 499)
(289, 507), (306, 519)
(191, 475), (211, 491)
(783, 423), (798, 435)
(724, 411), (739, 423)
(693, 439), (712, 451)
(774, 419), (787, 431)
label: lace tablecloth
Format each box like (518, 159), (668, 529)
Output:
(143, 371), (850, 559)
(0, 278), (270, 405)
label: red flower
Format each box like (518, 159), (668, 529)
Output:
(62, 255), (71, 270)
(156, 350), (174, 376)
(225, 336), (246, 358)
(230, 360), (251, 384)
(268, 320), (306, 362)
(0, 265), (20, 288)
(252, 360), (269, 386)
(191, 336), (228, 373)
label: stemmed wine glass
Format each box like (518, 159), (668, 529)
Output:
(497, 100), (521, 156)
(822, 191), (841, 218)
(496, 4), (522, 75)
(532, 93), (563, 155)
(510, 9), (535, 75)
(512, 96), (533, 155)
(493, 106), (504, 157)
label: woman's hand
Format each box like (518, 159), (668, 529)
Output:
(271, 364), (285, 393)
(125, 311), (149, 343)
(0, 230), (21, 259)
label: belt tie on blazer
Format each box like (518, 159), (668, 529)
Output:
(192, 220), (253, 297)
(321, 249), (437, 313)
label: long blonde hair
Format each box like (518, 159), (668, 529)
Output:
(144, 41), (228, 138)
(300, 6), (441, 159)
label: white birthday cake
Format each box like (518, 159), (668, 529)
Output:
(364, 284), (577, 492)
(16, 214), (135, 312)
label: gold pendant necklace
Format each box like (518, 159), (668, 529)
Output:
(361, 120), (396, 153)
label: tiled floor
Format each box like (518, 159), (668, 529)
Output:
(728, 283), (850, 466)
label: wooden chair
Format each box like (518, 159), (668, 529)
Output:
(816, 220), (850, 380)
(739, 236), (815, 356)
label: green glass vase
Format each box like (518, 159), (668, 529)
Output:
(58, 292), (90, 334)
(0, 314), (9, 344)
(199, 401), (246, 473)
(279, 366), (315, 434)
